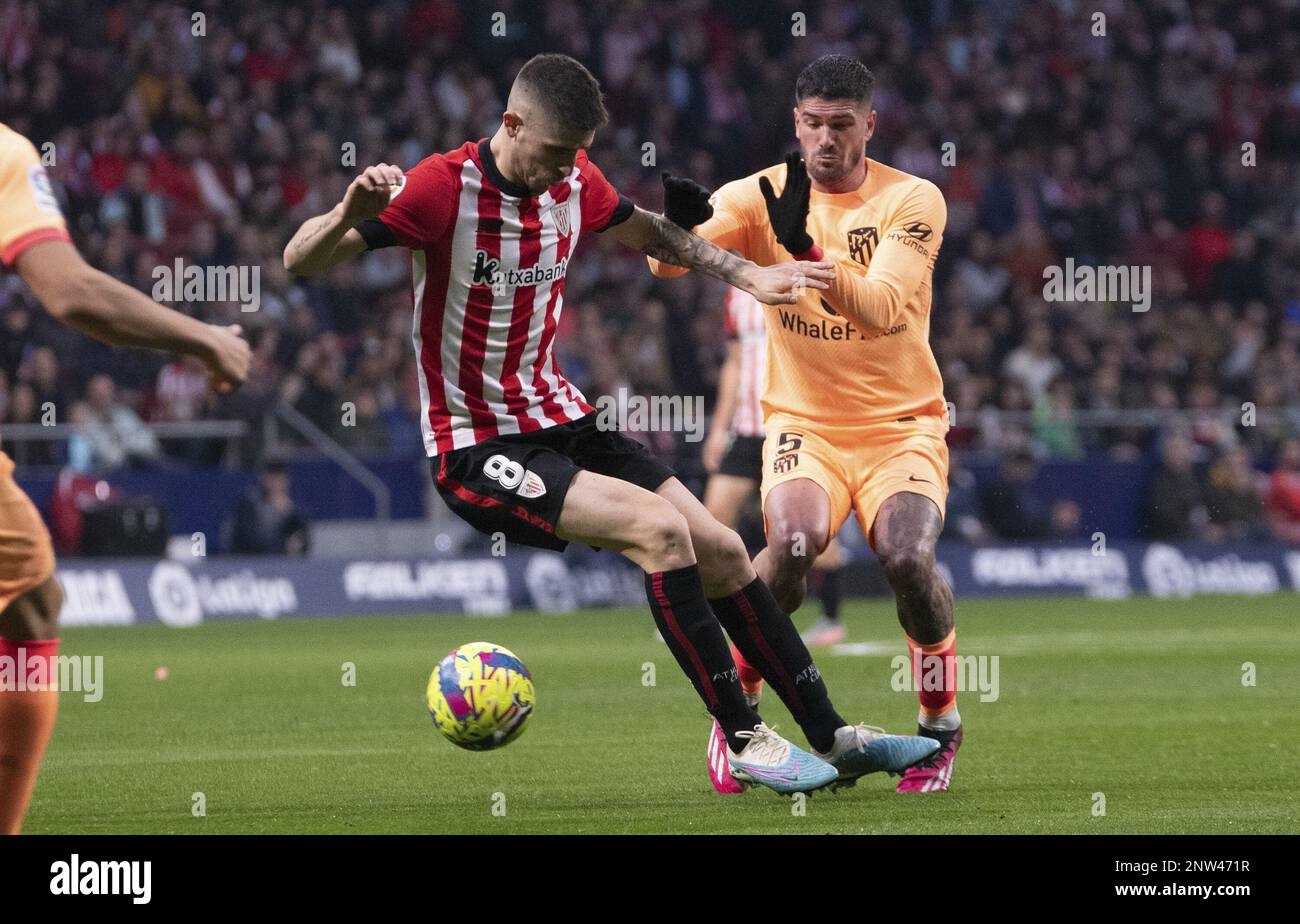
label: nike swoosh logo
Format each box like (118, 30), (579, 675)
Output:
(907, 475), (933, 484)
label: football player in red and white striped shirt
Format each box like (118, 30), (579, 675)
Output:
(285, 54), (927, 792)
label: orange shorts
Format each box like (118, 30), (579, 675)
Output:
(760, 413), (949, 549)
(0, 451), (55, 612)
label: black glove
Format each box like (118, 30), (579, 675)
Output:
(759, 152), (816, 255)
(661, 172), (714, 229)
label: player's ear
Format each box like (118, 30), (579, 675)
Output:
(503, 111), (522, 136)
(864, 109), (877, 144)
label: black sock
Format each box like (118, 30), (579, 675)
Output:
(709, 576), (846, 753)
(646, 566), (759, 752)
(817, 567), (842, 623)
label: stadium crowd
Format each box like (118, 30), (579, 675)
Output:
(1, 0), (1299, 543)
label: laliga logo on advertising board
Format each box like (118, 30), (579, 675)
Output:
(1141, 544), (1279, 598)
(525, 553), (578, 613)
(147, 562), (297, 625)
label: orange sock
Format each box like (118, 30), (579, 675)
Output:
(906, 630), (960, 731)
(728, 641), (764, 696)
(0, 636), (60, 835)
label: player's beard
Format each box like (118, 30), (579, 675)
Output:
(806, 150), (853, 186)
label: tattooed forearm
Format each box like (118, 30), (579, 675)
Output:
(283, 205), (355, 276)
(638, 213), (751, 287)
(293, 215), (331, 252)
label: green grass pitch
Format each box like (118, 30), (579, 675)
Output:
(27, 594), (1300, 834)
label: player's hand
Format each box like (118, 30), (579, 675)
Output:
(203, 323), (251, 394)
(661, 172), (714, 229)
(743, 260), (835, 305)
(340, 164), (405, 224)
(701, 428), (728, 473)
(759, 153), (817, 256)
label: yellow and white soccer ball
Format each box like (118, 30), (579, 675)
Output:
(427, 642), (536, 751)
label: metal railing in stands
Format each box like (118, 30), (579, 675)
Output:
(266, 401), (392, 522)
(1, 409), (394, 524)
(0, 419), (249, 467)
(3, 403), (1294, 497)
(2, 407), (1295, 450)
(950, 408), (1300, 428)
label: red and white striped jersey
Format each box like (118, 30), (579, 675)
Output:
(368, 139), (631, 456)
(724, 287), (767, 437)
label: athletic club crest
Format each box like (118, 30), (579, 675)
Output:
(552, 200), (572, 238)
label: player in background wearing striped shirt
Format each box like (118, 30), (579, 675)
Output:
(701, 286), (847, 652)
(651, 56), (963, 793)
(697, 288), (850, 792)
(284, 54), (938, 794)
(0, 121), (250, 833)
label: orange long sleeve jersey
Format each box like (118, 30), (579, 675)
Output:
(650, 158), (947, 426)
(0, 122), (70, 267)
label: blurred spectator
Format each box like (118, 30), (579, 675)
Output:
(1, 305), (34, 378)
(19, 347), (74, 415)
(153, 354), (219, 464)
(1184, 192), (1232, 297)
(153, 355), (210, 422)
(334, 389), (390, 455)
(98, 161), (167, 245)
(383, 370), (427, 457)
(1142, 432), (1208, 540)
(1, 382), (57, 466)
(1050, 498), (1084, 539)
(1002, 322), (1061, 403)
(979, 451), (1056, 539)
(227, 461), (311, 556)
(942, 451), (991, 543)
(1034, 377), (1083, 459)
(66, 374), (162, 472)
(1265, 438), (1300, 545)
(977, 377), (1034, 455)
(951, 230), (1008, 313)
(1213, 232), (1267, 306)
(65, 402), (95, 472)
(282, 337), (345, 438)
(1203, 446), (1267, 542)
(1186, 381), (1233, 452)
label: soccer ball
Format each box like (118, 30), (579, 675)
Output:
(426, 642), (536, 751)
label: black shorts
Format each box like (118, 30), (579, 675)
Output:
(433, 413), (676, 552)
(717, 434), (764, 481)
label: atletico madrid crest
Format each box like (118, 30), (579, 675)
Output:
(847, 225), (878, 265)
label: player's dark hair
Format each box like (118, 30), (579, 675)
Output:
(795, 54), (874, 105)
(514, 53), (609, 134)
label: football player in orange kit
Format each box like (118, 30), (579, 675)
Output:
(653, 55), (962, 792)
(0, 121), (249, 832)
